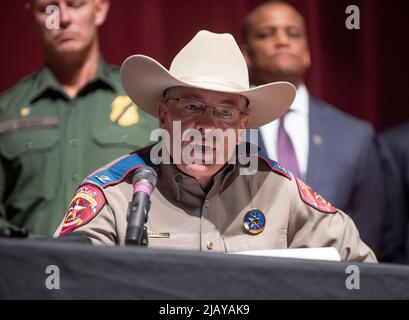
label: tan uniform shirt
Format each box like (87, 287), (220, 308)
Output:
(55, 144), (377, 263)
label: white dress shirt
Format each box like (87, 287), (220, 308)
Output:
(259, 84), (310, 179)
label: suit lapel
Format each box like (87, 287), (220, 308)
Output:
(306, 97), (325, 187)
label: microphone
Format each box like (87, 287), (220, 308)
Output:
(125, 166), (158, 246)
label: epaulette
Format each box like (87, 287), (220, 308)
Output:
(296, 178), (337, 213)
(86, 152), (151, 188)
(250, 150), (292, 180)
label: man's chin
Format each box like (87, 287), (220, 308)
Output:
(258, 66), (302, 85)
(267, 62), (305, 76)
(52, 42), (87, 57)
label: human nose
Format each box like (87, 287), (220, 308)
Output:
(195, 106), (218, 128)
(58, 1), (72, 29)
(275, 29), (290, 47)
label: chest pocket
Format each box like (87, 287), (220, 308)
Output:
(223, 229), (288, 252)
(92, 125), (153, 150)
(91, 109), (157, 151)
(0, 126), (59, 160)
(91, 95), (157, 150)
(0, 125), (60, 201)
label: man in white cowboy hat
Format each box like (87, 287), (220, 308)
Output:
(54, 30), (376, 262)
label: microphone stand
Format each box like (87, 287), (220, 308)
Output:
(141, 228), (149, 247)
(125, 192), (151, 247)
(125, 166), (157, 247)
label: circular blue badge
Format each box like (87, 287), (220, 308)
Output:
(243, 209), (266, 235)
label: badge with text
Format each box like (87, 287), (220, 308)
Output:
(296, 178), (337, 213)
(110, 96), (139, 127)
(243, 209), (266, 235)
(59, 184), (106, 236)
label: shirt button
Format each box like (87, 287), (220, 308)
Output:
(120, 134), (128, 141)
(204, 200), (210, 208)
(26, 141), (33, 149)
(206, 241), (214, 250)
(2, 227), (11, 237)
(71, 107), (79, 113)
(70, 138), (79, 146)
(72, 174), (79, 182)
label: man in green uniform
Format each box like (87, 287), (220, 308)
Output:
(0, 0), (157, 237)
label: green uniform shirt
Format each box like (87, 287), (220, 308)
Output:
(0, 59), (158, 237)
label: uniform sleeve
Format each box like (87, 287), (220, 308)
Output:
(0, 159), (12, 229)
(0, 155), (28, 237)
(287, 178), (377, 263)
(377, 134), (408, 262)
(53, 184), (118, 246)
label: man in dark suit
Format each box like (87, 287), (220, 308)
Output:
(241, 0), (384, 254)
(378, 122), (409, 263)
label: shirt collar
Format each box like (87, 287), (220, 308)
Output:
(30, 56), (116, 103)
(32, 66), (63, 101)
(289, 83), (309, 114)
(93, 57), (118, 91)
(158, 162), (205, 208)
(156, 142), (237, 207)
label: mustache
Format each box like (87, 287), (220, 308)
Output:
(180, 128), (225, 144)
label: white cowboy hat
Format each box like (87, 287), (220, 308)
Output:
(120, 30), (296, 129)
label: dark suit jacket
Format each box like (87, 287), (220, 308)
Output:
(255, 96), (384, 255)
(378, 122), (409, 263)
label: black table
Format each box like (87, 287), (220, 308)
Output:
(1, 238), (408, 299)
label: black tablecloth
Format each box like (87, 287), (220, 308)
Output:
(1, 238), (408, 299)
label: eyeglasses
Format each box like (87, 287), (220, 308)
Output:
(165, 97), (248, 124)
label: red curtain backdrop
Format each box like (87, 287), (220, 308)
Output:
(1, 0), (408, 131)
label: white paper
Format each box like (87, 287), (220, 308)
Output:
(229, 247), (341, 261)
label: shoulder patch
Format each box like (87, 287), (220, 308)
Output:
(59, 184), (106, 236)
(86, 152), (149, 188)
(255, 151), (292, 180)
(296, 178), (337, 213)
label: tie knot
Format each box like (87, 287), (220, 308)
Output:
(279, 109), (293, 123)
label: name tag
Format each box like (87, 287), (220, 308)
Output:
(148, 232), (170, 239)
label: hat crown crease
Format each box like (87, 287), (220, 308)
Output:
(170, 30), (250, 91)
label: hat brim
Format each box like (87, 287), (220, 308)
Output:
(121, 55), (296, 129)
